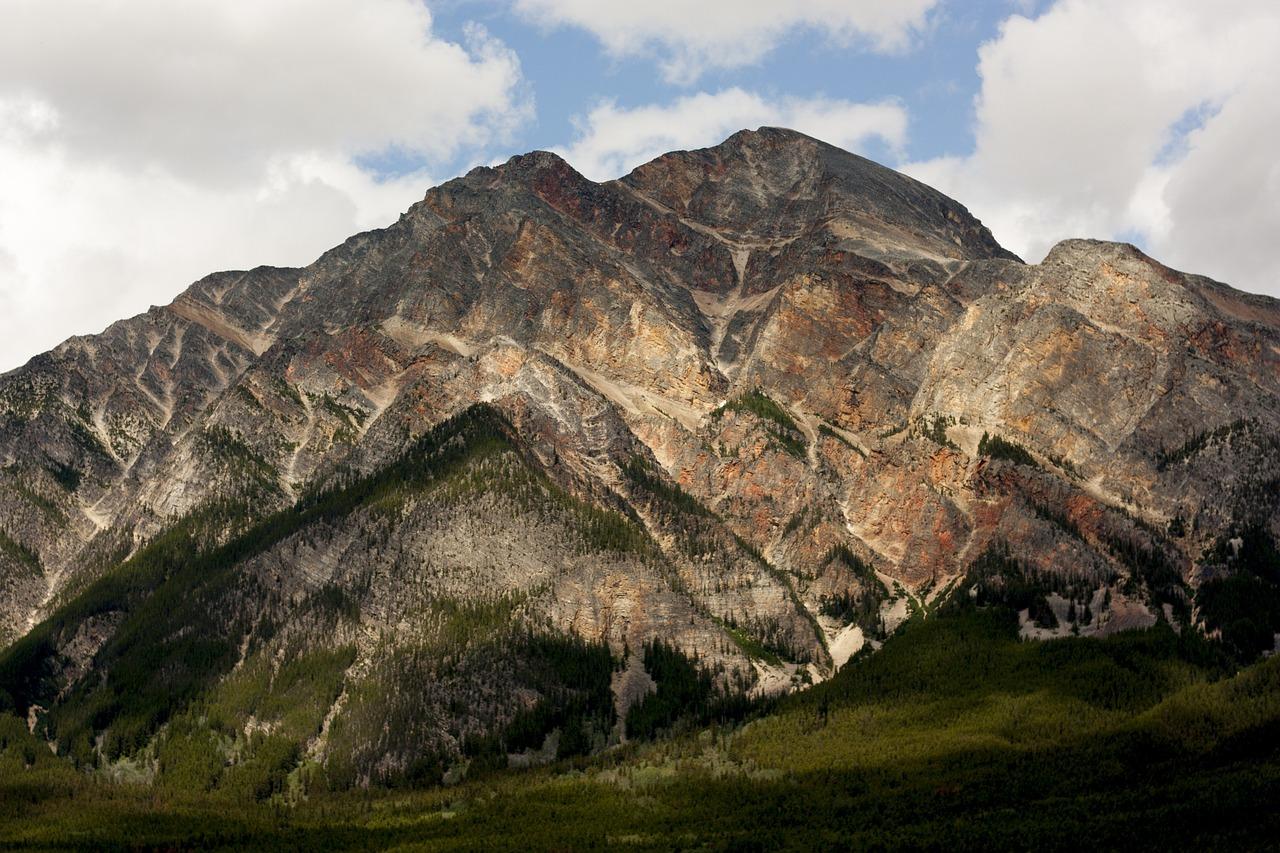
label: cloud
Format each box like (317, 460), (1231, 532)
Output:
(513, 0), (938, 83)
(1152, 78), (1280, 292)
(557, 88), (909, 181)
(0, 0), (529, 372)
(905, 0), (1280, 296)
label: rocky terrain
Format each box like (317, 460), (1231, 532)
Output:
(1, 127), (1278, 786)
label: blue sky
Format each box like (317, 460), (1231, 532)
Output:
(0, 0), (1276, 371)
(394, 0), (1031, 175)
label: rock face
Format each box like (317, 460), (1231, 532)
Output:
(2, 127), (1279, 784)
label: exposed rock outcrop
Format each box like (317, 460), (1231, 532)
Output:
(2, 127), (1278, 782)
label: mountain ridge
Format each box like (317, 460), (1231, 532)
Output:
(2, 127), (1279, 786)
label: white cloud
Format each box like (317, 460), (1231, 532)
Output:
(0, 0), (530, 372)
(1153, 80), (1280, 292)
(905, 0), (1280, 296)
(513, 0), (938, 83)
(557, 88), (909, 181)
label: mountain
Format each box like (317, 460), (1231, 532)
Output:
(1, 127), (1279, 790)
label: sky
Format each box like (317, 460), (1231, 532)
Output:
(0, 0), (1277, 372)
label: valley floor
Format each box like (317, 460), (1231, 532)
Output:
(4, 608), (1280, 851)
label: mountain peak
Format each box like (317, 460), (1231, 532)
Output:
(3, 125), (1280, 807)
(453, 149), (585, 193)
(497, 148), (577, 177)
(619, 127), (1016, 263)
(720, 125), (822, 147)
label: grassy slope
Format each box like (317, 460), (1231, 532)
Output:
(3, 606), (1279, 850)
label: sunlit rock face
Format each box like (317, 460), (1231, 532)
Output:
(2, 126), (1278, 725)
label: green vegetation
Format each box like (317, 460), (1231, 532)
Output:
(819, 589), (887, 636)
(206, 644), (356, 743)
(65, 413), (111, 462)
(713, 390), (807, 459)
(0, 372), (57, 420)
(324, 622), (618, 789)
(42, 454), (82, 492)
(4, 402), (1279, 847)
(1084, 516), (1189, 616)
(621, 454), (813, 665)
(497, 632), (616, 760)
(0, 491), (293, 763)
(233, 384), (265, 411)
(718, 612), (802, 668)
(714, 389), (799, 433)
(915, 413), (958, 449)
(0, 530), (40, 575)
(781, 504), (812, 538)
(273, 377), (306, 409)
(819, 545), (890, 630)
(879, 420), (907, 439)
(718, 619), (784, 667)
(7, 478), (67, 525)
(728, 533), (824, 664)
(0, 405), (660, 787)
(817, 422), (865, 456)
(1031, 498), (1085, 541)
(1046, 450), (1079, 477)
(964, 542), (1059, 628)
(626, 639), (715, 740)
(196, 425), (282, 498)
(1197, 524), (1280, 661)
(1156, 417), (1253, 470)
(625, 639), (753, 741)
(978, 430), (1039, 467)
(622, 454), (714, 520)
(1197, 573), (1280, 662)
(3, 604), (1278, 849)
(316, 393), (367, 442)
(817, 545), (890, 637)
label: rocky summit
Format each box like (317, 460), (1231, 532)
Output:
(2, 127), (1279, 786)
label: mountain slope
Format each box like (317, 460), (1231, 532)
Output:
(2, 127), (1279, 786)
(4, 606), (1279, 849)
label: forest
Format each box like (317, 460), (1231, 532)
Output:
(2, 403), (1280, 848)
(3, 599), (1279, 849)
